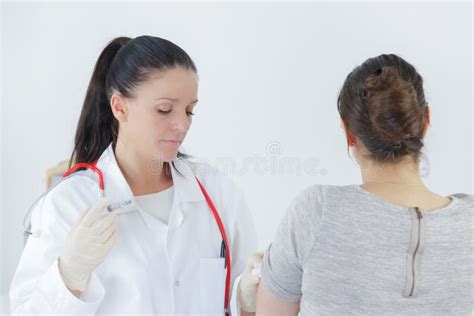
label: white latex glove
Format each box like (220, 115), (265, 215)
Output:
(237, 251), (264, 312)
(58, 197), (118, 292)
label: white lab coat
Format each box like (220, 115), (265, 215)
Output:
(10, 143), (257, 315)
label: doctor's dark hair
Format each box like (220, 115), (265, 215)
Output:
(337, 54), (428, 164)
(69, 35), (196, 167)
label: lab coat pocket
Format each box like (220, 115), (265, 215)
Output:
(199, 257), (226, 314)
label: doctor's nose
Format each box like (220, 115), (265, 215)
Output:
(170, 111), (191, 132)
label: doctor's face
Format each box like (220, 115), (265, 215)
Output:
(115, 67), (198, 163)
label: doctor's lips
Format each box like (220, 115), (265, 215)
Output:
(107, 200), (132, 212)
(161, 140), (182, 145)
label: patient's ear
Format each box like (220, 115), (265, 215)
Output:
(340, 117), (357, 147)
(422, 105), (431, 138)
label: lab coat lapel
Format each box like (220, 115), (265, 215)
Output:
(94, 144), (205, 219)
(170, 158), (205, 203)
(94, 143), (136, 215)
(169, 157), (205, 228)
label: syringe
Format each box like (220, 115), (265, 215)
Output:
(107, 200), (132, 212)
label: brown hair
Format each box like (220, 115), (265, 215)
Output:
(337, 54), (428, 164)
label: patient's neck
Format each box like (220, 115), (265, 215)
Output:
(360, 157), (425, 187)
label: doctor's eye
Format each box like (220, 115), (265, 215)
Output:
(186, 111), (195, 116)
(157, 109), (171, 114)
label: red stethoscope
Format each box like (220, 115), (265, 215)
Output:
(63, 160), (232, 315)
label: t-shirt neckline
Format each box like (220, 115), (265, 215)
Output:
(350, 184), (458, 214)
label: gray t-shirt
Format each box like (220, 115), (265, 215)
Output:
(261, 184), (473, 315)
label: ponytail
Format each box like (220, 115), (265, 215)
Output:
(68, 37), (131, 167)
(69, 35), (196, 168)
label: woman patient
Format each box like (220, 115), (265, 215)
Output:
(254, 54), (473, 315)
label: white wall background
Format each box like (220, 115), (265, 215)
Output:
(1, 1), (472, 313)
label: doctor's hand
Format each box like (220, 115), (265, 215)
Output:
(58, 197), (118, 292)
(237, 251), (264, 312)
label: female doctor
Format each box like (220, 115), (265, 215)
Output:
(10, 35), (259, 315)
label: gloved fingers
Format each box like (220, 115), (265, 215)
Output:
(246, 251), (264, 271)
(249, 251), (264, 263)
(81, 198), (109, 228)
(254, 275), (261, 284)
(251, 266), (262, 277)
(243, 274), (260, 285)
(102, 228), (118, 246)
(93, 213), (117, 236)
(253, 251), (264, 266)
(255, 261), (262, 270)
(96, 224), (117, 245)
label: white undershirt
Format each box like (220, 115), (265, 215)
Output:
(134, 186), (174, 225)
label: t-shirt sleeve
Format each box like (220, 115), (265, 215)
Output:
(260, 185), (324, 302)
